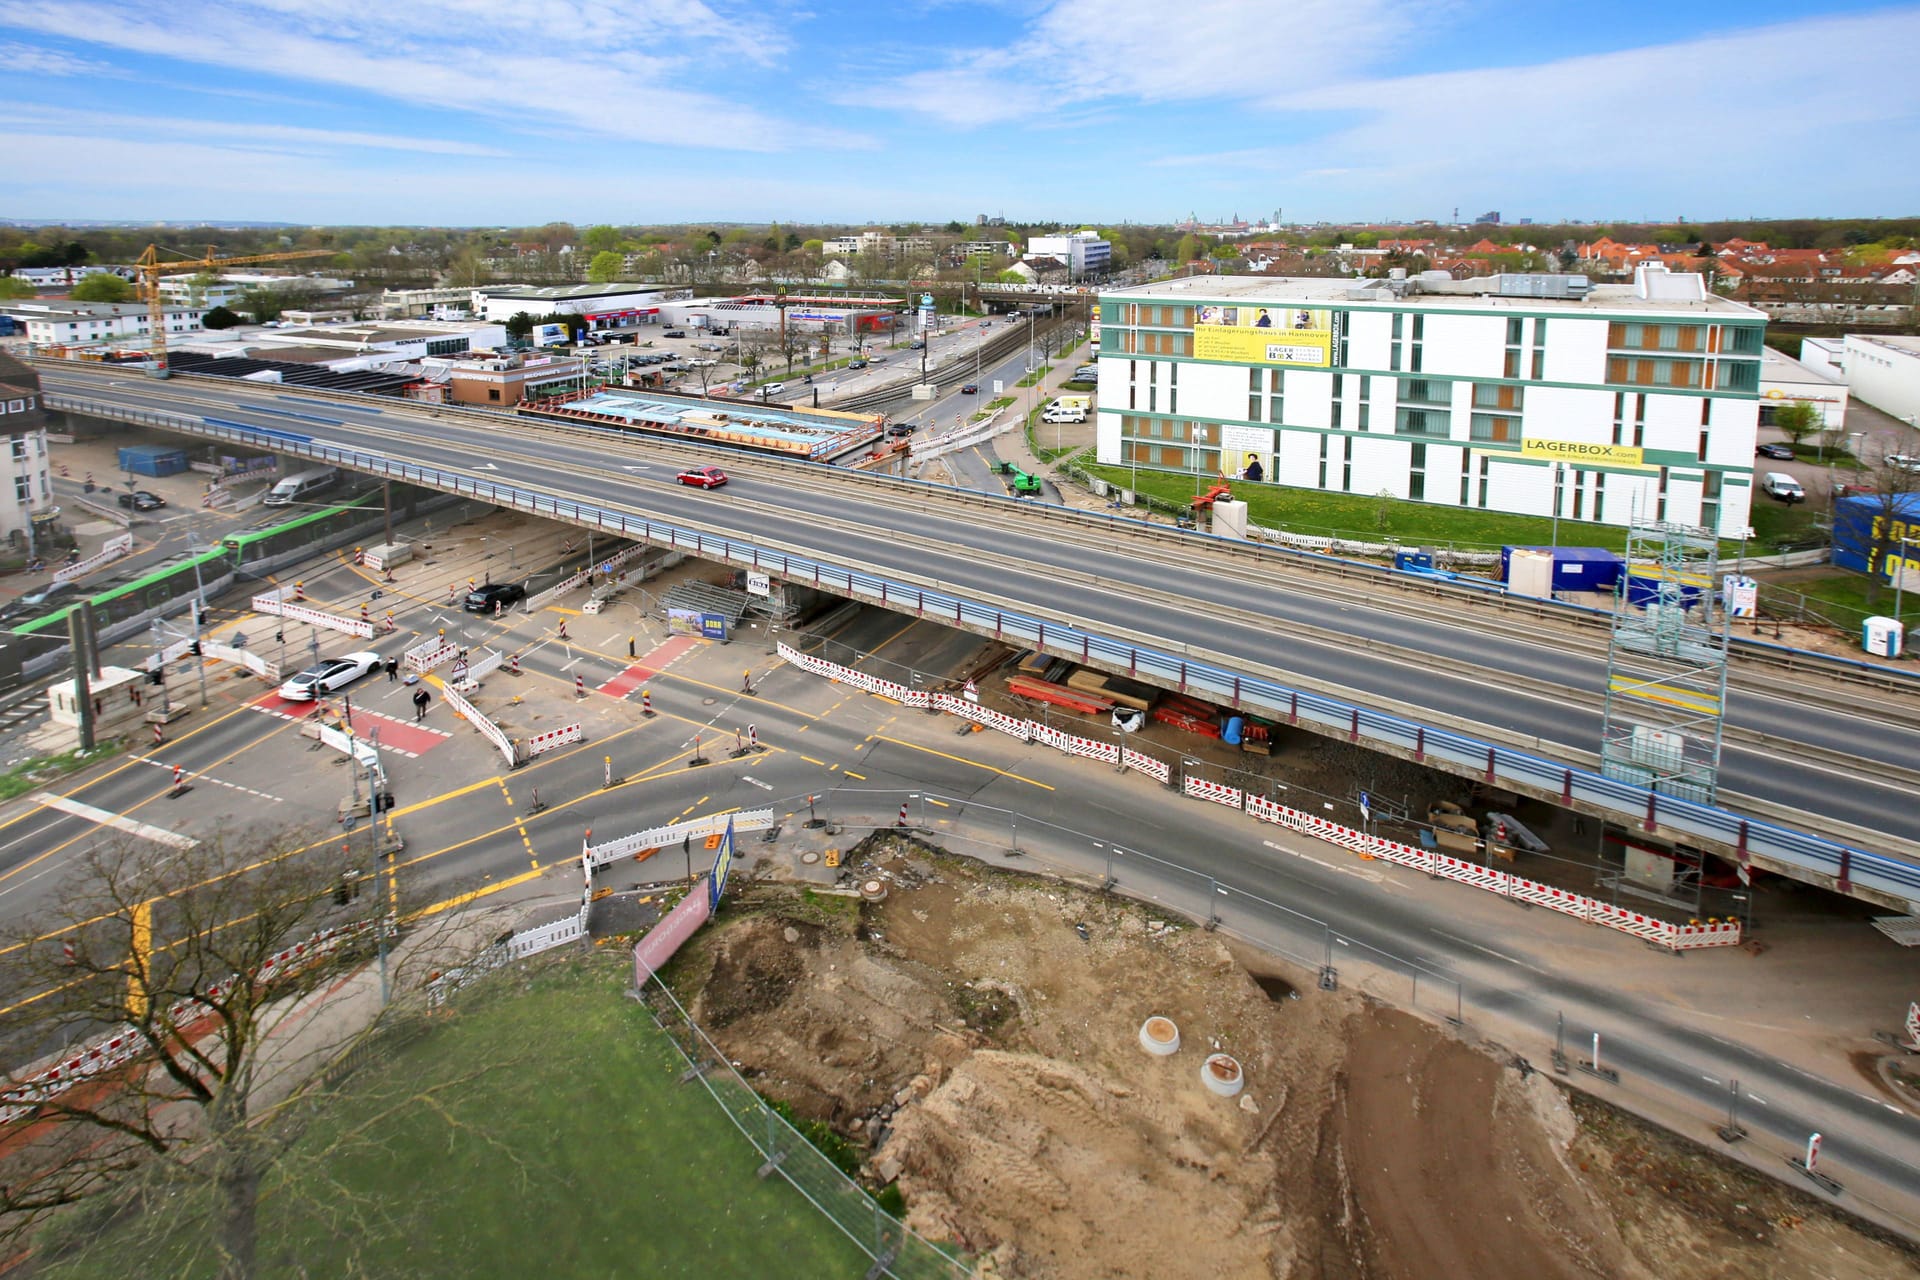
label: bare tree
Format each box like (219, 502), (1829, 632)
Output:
(0, 828), (488, 1277)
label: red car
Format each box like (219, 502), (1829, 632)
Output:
(676, 465), (728, 489)
(1834, 481), (1877, 498)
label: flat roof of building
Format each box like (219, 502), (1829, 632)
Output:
(1851, 334), (1920, 357)
(1760, 346), (1844, 386)
(545, 390), (879, 461)
(476, 284), (667, 301)
(267, 322), (491, 344)
(1102, 273), (1763, 317)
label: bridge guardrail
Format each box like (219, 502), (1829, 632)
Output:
(47, 391), (1920, 911)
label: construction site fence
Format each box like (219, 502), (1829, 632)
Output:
(779, 643), (1740, 954)
(636, 972), (971, 1280)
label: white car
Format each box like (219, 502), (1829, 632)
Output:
(277, 651), (383, 701)
(1887, 454), (1920, 474)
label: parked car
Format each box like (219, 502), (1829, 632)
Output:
(1761, 472), (1805, 503)
(1834, 481), (1878, 498)
(117, 490), (166, 511)
(677, 465), (728, 489)
(464, 582), (527, 613)
(694, 342), (724, 352)
(960, 382), (979, 394)
(277, 651), (382, 701)
(662, 329), (687, 338)
(1889, 454), (1920, 473)
(1756, 442), (1795, 460)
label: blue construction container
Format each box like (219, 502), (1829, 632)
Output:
(1832, 493), (1920, 579)
(1498, 545), (1623, 593)
(116, 444), (189, 477)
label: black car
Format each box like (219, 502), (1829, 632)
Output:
(464, 582), (527, 613)
(117, 490), (166, 511)
(662, 329), (688, 338)
(960, 383), (979, 394)
(1756, 442), (1795, 460)
(886, 422), (918, 437)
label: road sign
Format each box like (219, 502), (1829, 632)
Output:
(1358, 790), (1371, 822)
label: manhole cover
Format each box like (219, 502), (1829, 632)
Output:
(801, 851), (820, 864)
(702, 697), (717, 706)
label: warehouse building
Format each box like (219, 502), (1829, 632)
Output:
(1095, 264), (1768, 536)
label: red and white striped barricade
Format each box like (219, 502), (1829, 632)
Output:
(1182, 776), (1244, 809)
(1121, 747), (1170, 782)
(1670, 919), (1743, 950)
(1058, 731), (1120, 765)
(404, 640), (457, 673)
(524, 724), (584, 758)
(1502, 877), (1599, 923)
(1588, 902), (1677, 946)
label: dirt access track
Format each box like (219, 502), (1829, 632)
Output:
(667, 836), (1920, 1280)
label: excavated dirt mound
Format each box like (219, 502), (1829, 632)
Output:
(666, 837), (1920, 1279)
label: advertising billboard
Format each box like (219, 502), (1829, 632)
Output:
(532, 322), (569, 349)
(1194, 304), (1332, 368)
(1219, 424), (1274, 483)
(1518, 439), (1646, 469)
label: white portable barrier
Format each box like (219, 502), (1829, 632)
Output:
(507, 913), (587, 958)
(252, 590), (374, 639)
(584, 809), (774, 873)
(522, 723), (584, 759)
(441, 683), (517, 769)
(404, 640), (457, 673)
(449, 648), (505, 694)
(52, 531), (135, 586)
(203, 641), (276, 682)
(313, 722), (383, 775)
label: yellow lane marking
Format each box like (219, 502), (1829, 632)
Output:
(843, 770), (866, 780)
(869, 735), (1055, 790)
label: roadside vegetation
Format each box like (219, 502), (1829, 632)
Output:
(32, 954), (871, 1280)
(0, 743), (122, 802)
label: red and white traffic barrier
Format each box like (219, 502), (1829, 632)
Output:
(894, 801), (910, 827)
(525, 724), (584, 758)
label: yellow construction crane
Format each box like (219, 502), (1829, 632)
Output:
(135, 243), (337, 376)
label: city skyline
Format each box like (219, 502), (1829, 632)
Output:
(0, 0), (1917, 225)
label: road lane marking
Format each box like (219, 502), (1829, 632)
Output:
(868, 735), (1054, 790)
(30, 793), (197, 849)
(137, 758), (282, 803)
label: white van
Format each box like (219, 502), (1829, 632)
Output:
(264, 466), (340, 506)
(1761, 471), (1804, 503)
(1042, 401), (1087, 424)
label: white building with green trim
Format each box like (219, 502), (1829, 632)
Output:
(1095, 264), (1768, 536)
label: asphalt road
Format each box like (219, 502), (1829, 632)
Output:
(6, 573), (1920, 1221)
(39, 367), (1920, 858)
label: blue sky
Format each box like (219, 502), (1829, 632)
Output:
(1, 0), (1916, 226)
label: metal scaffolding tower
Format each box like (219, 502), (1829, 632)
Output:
(1599, 520), (1732, 805)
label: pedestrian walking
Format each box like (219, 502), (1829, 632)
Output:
(412, 687), (431, 722)
(385, 656), (399, 682)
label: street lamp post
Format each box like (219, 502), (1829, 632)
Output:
(1549, 462), (1563, 551)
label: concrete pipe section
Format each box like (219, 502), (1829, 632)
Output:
(859, 879), (888, 903)
(1202, 1053), (1245, 1098)
(1138, 1016), (1181, 1056)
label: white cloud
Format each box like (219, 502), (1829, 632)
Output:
(1143, 8), (1920, 215)
(869, 0), (1425, 124)
(0, 0), (870, 152)
(0, 38), (113, 75)
(11, 106), (508, 156)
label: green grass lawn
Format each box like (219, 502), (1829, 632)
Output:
(1083, 463), (1641, 552)
(39, 956), (876, 1280)
(1766, 567), (1920, 631)
(0, 743), (123, 801)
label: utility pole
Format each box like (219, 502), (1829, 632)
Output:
(68, 609), (95, 751)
